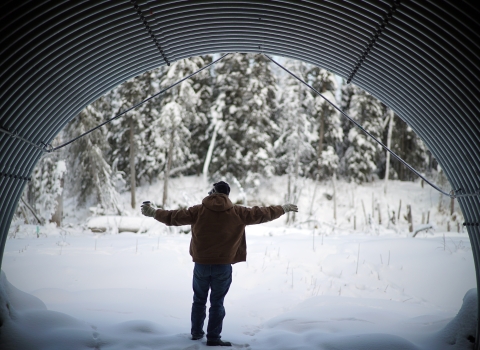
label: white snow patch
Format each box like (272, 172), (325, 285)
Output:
(1, 176), (476, 349)
(435, 288), (477, 349)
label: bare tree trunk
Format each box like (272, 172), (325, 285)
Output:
(310, 109), (326, 219)
(291, 179), (298, 223)
(129, 117), (136, 209)
(20, 197), (42, 225)
(317, 109), (325, 174)
(332, 172), (337, 222)
(289, 125), (301, 223)
(384, 112), (394, 194)
(398, 199), (402, 220)
(163, 129), (175, 207)
(361, 200), (367, 226)
(377, 203), (382, 225)
(309, 174), (319, 217)
(406, 204), (413, 232)
(203, 122), (219, 184)
(51, 177), (63, 227)
(20, 204), (30, 224)
(372, 193), (375, 220)
(286, 172), (292, 224)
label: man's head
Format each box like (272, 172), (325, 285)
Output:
(209, 181), (230, 196)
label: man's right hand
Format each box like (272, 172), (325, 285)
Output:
(141, 202), (157, 217)
(282, 204), (298, 213)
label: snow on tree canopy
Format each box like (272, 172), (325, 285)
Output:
(21, 54), (434, 220)
(342, 85), (386, 183)
(210, 54), (278, 188)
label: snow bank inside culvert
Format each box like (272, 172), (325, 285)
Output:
(0, 272), (229, 350)
(321, 333), (419, 350)
(0, 271), (99, 350)
(436, 288), (477, 350)
(0, 270), (477, 350)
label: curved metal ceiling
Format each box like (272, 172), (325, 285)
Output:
(1, 0), (479, 345)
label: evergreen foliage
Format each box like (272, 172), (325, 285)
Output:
(64, 95), (123, 214)
(274, 59), (316, 176)
(274, 59), (316, 205)
(188, 55), (214, 176)
(389, 116), (429, 181)
(156, 57), (207, 180)
(341, 85), (386, 183)
(108, 68), (163, 184)
(306, 65), (343, 179)
(28, 54), (432, 219)
(210, 54), (277, 188)
(26, 152), (67, 224)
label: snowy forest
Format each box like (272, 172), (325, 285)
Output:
(17, 54), (435, 225)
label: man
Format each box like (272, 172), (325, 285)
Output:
(141, 181), (298, 347)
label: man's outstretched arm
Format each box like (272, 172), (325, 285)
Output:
(141, 202), (199, 226)
(237, 203), (298, 225)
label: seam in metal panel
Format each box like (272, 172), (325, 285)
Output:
(131, 0), (170, 65)
(347, 0), (401, 84)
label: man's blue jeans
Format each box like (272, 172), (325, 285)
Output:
(191, 263), (232, 341)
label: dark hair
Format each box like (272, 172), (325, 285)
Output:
(212, 181), (230, 195)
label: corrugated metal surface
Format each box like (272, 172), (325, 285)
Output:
(1, 0), (479, 344)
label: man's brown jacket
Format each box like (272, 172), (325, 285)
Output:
(154, 193), (284, 264)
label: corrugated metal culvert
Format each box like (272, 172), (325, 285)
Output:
(0, 0), (479, 346)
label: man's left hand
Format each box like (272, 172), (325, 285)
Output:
(141, 203), (157, 217)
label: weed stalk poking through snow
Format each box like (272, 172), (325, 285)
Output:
(356, 244), (360, 274)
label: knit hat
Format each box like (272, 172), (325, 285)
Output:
(210, 181), (230, 195)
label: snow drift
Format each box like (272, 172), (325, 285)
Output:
(435, 288), (477, 349)
(0, 269), (477, 349)
(0, 271), (99, 350)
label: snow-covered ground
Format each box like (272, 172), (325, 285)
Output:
(1, 176), (477, 349)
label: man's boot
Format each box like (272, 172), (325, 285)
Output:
(206, 339), (232, 346)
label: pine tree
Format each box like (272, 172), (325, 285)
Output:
(243, 54), (278, 185)
(24, 151), (67, 225)
(209, 54), (250, 184)
(155, 58), (200, 206)
(65, 94), (123, 214)
(274, 58), (316, 220)
(338, 81), (356, 177)
(188, 55), (214, 176)
(210, 53), (277, 188)
(108, 69), (164, 208)
(342, 85), (385, 183)
(389, 115), (429, 181)
(306, 65), (342, 179)
(108, 58), (210, 207)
